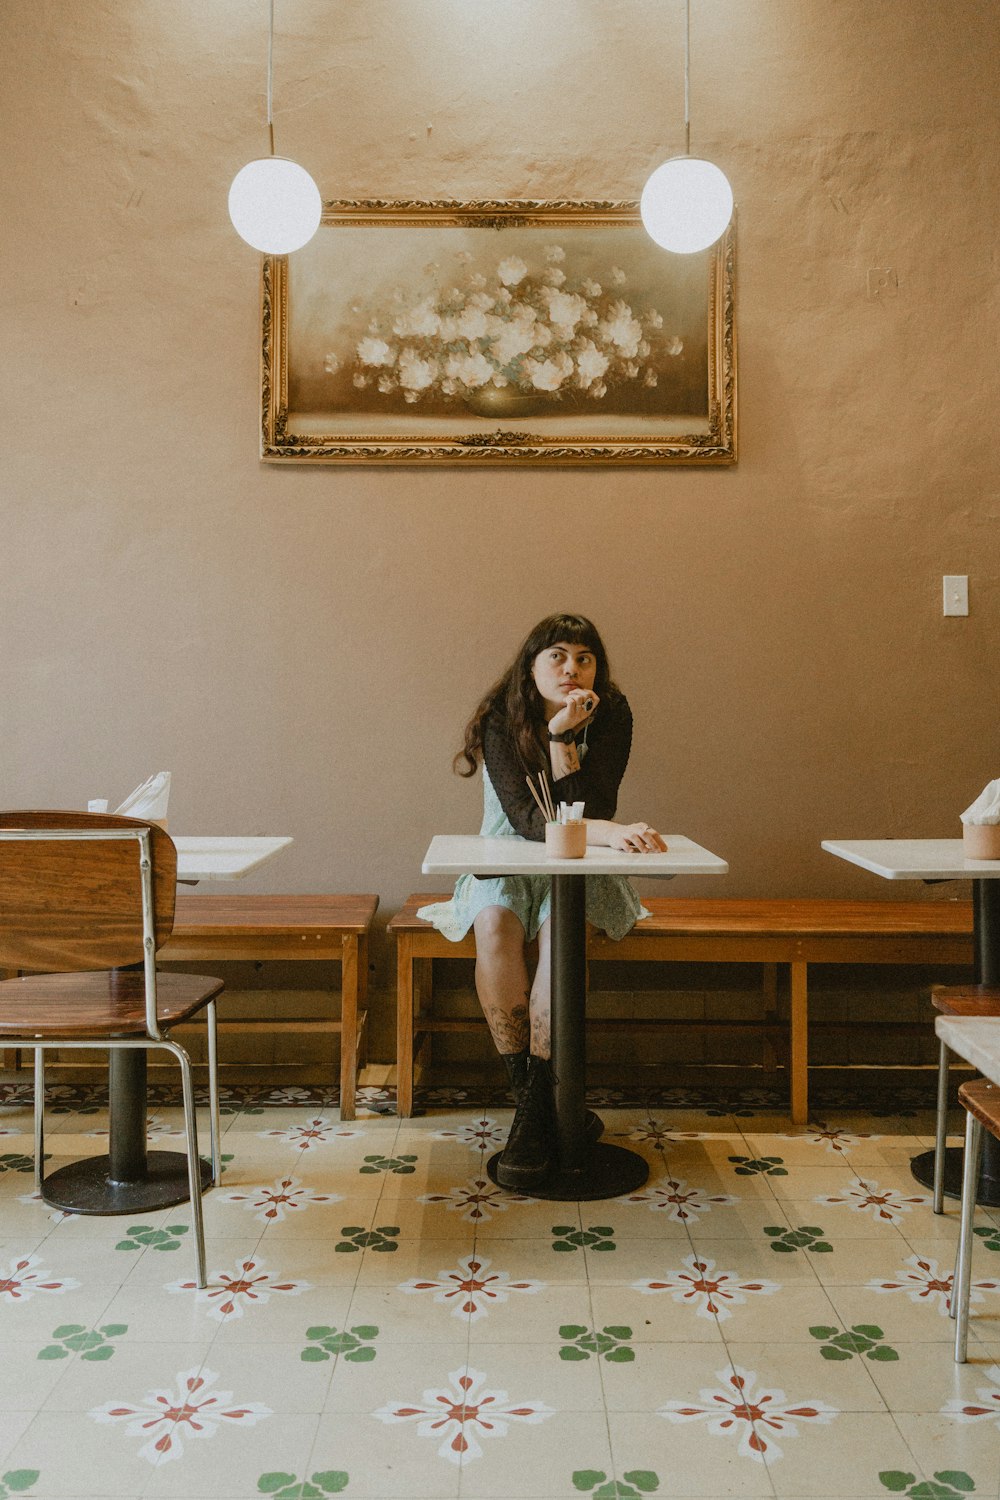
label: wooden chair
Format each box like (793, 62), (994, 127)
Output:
(0, 811), (224, 1287)
(950, 1076), (1000, 1361)
(930, 984), (1000, 1212)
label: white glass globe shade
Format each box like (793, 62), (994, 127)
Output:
(228, 157), (322, 254)
(640, 156), (733, 254)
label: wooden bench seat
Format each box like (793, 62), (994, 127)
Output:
(389, 895), (973, 1123)
(159, 894), (378, 1119)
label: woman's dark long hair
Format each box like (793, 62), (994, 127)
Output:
(454, 612), (621, 777)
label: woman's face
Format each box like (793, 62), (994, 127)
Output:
(531, 640), (598, 712)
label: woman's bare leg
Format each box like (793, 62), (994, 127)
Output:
(529, 917), (552, 1058)
(473, 906), (531, 1054)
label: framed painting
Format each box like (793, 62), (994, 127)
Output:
(261, 200), (736, 465)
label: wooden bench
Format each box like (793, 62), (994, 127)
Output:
(158, 894), (378, 1120)
(389, 896), (974, 1123)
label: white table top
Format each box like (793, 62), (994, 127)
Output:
(422, 833), (728, 878)
(936, 1016), (1000, 1088)
(822, 839), (1000, 881)
(173, 836), (293, 881)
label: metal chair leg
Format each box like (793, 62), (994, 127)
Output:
(953, 1112), (983, 1361)
(173, 1043), (208, 1290)
(33, 1048), (45, 1196)
(206, 1000), (221, 1184)
(934, 1038), (950, 1214)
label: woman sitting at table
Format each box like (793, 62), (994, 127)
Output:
(417, 612), (666, 1189)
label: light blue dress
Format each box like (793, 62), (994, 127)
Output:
(417, 766), (650, 943)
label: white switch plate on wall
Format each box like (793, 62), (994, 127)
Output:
(943, 575), (969, 616)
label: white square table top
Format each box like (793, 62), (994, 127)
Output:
(422, 833), (728, 879)
(822, 839), (1000, 882)
(173, 836), (293, 881)
(935, 1016), (1000, 1089)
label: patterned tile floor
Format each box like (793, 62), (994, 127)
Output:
(1, 1082), (999, 1499)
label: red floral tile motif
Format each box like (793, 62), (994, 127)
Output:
(219, 1176), (343, 1223)
(258, 1117), (363, 1153)
(90, 1365), (271, 1463)
(660, 1364), (837, 1461)
(868, 1254), (1000, 1315)
(16, 1191), (81, 1226)
(781, 1124), (879, 1156)
(84, 1114), (182, 1142)
(942, 1363), (1000, 1427)
(432, 1118), (505, 1151)
(814, 1177), (928, 1224)
(373, 1364), (553, 1463)
(620, 1176), (738, 1223)
(635, 1254), (780, 1322)
(398, 1253), (545, 1322)
(166, 1257), (310, 1322)
(0, 1254), (79, 1303)
(417, 1177), (536, 1222)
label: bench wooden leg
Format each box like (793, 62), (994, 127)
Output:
(396, 935), (415, 1117)
(790, 961), (808, 1125)
(761, 964), (779, 1071)
(338, 933), (364, 1122)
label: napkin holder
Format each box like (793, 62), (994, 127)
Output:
(963, 823), (1000, 860)
(115, 771), (172, 832)
(961, 778), (1000, 860)
(545, 820), (587, 859)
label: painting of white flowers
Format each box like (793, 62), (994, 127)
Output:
(261, 200), (736, 464)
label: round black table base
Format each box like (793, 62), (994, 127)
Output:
(486, 1142), (649, 1202)
(910, 1147), (1000, 1208)
(41, 1151), (213, 1216)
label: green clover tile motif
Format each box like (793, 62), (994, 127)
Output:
(0, 1153), (35, 1174)
(560, 1325), (635, 1362)
(38, 1323), (128, 1362)
(809, 1323), (899, 1362)
(573, 1469), (659, 1497)
(552, 1225), (616, 1252)
(115, 1224), (189, 1252)
(0, 1474), (40, 1500)
(301, 1325), (379, 1363)
(764, 1224), (833, 1254)
(257, 1472), (349, 1497)
(879, 1472), (977, 1497)
(359, 1154), (417, 1175)
(220, 1152), (235, 1174)
(973, 1225), (1000, 1252)
(334, 1225), (400, 1253)
(729, 1155), (788, 1176)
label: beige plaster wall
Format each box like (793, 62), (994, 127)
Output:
(3, 1), (998, 981)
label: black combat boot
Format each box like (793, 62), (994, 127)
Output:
(497, 1051), (555, 1189)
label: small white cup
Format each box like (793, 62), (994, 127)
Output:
(87, 799), (110, 814)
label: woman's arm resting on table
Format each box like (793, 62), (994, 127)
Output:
(585, 819), (667, 853)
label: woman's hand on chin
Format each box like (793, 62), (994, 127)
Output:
(608, 822), (667, 854)
(548, 688), (600, 737)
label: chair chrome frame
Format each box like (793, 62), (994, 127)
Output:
(949, 1106), (984, 1362)
(0, 825), (220, 1288)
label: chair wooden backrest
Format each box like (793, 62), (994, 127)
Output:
(0, 811), (177, 972)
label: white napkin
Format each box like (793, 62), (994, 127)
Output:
(961, 778), (1000, 826)
(115, 771), (171, 821)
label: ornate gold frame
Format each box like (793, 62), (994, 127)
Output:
(261, 200), (736, 465)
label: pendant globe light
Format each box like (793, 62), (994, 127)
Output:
(640, 0), (733, 254)
(228, 0), (322, 254)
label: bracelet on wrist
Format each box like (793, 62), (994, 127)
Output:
(548, 728), (577, 744)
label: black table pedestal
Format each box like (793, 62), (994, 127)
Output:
(487, 869), (648, 1202)
(910, 876), (1000, 1207)
(41, 1050), (209, 1216)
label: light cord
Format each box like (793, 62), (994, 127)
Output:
(267, 0), (275, 155)
(684, 0), (691, 155)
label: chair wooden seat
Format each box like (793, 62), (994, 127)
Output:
(0, 970), (224, 1038)
(957, 1077), (1000, 1134)
(932, 984), (1000, 1017)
